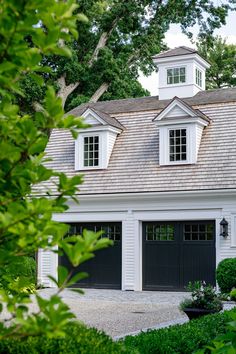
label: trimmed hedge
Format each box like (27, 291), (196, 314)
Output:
(0, 323), (134, 354)
(0, 310), (235, 353)
(123, 310), (235, 354)
(216, 258), (236, 293)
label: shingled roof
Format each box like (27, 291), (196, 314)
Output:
(68, 87), (236, 116)
(36, 87), (236, 196)
(152, 46), (197, 59)
(80, 107), (124, 130)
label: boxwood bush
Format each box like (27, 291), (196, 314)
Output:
(0, 322), (134, 354)
(0, 310), (234, 353)
(216, 258), (236, 293)
(123, 310), (234, 354)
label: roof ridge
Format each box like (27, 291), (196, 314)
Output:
(91, 95), (159, 105)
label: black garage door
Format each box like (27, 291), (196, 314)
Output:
(143, 220), (215, 291)
(59, 222), (122, 289)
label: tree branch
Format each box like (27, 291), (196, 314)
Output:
(57, 80), (80, 107)
(89, 82), (109, 103)
(88, 17), (119, 67)
(57, 17), (119, 107)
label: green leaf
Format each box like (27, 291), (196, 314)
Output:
(70, 288), (84, 295)
(67, 272), (88, 287)
(58, 265), (69, 287)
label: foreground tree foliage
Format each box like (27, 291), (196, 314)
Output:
(197, 36), (236, 89)
(0, 0), (112, 339)
(18, 0), (236, 112)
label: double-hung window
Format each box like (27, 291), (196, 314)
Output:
(195, 68), (202, 87)
(83, 135), (99, 167)
(167, 67), (186, 85)
(169, 128), (187, 162)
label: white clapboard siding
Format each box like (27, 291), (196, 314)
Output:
(165, 105), (189, 118)
(84, 113), (100, 125)
(122, 214), (136, 290)
(37, 249), (58, 288)
(196, 124), (204, 157)
(108, 131), (118, 160)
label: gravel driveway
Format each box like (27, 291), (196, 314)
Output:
(39, 288), (189, 338)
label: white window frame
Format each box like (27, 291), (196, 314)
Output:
(83, 135), (100, 168)
(75, 131), (103, 170)
(195, 67), (203, 88)
(159, 124), (196, 166)
(166, 66), (186, 85)
(168, 127), (187, 163)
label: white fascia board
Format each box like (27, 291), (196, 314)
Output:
(194, 54), (211, 69)
(153, 53), (210, 69)
(74, 189), (236, 202)
(78, 125), (122, 134)
(155, 116), (208, 127)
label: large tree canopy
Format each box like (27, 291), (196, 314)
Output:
(197, 36), (236, 89)
(19, 0), (236, 112)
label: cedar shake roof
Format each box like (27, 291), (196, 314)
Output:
(152, 46), (197, 59)
(69, 87), (236, 116)
(36, 87), (236, 196)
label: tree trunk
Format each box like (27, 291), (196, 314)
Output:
(89, 82), (109, 103)
(57, 81), (80, 108)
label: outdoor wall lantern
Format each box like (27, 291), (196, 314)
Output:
(220, 218), (228, 238)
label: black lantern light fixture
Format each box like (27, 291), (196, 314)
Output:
(220, 218), (228, 238)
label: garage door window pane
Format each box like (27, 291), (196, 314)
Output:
(100, 225), (121, 241)
(68, 223), (121, 242)
(184, 223), (214, 241)
(145, 224), (174, 241)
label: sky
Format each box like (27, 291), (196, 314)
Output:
(139, 9), (236, 95)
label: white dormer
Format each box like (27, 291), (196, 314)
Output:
(153, 97), (210, 165)
(75, 107), (123, 170)
(152, 46), (210, 100)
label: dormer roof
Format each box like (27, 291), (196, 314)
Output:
(153, 97), (211, 124)
(80, 107), (124, 131)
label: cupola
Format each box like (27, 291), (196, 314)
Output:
(152, 46), (210, 100)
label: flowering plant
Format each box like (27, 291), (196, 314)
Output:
(180, 281), (223, 311)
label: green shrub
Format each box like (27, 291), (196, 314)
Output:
(0, 322), (134, 354)
(123, 310), (235, 354)
(216, 258), (236, 293)
(180, 281), (222, 312)
(0, 256), (36, 294)
(230, 288), (236, 301)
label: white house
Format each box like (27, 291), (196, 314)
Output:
(38, 46), (236, 291)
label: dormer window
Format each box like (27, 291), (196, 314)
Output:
(167, 67), (186, 85)
(75, 107), (123, 171)
(169, 129), (187, 162)
(84, 136), (99, 167)
(195, 68), (202, 88)
(153, 97), (210, 166)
